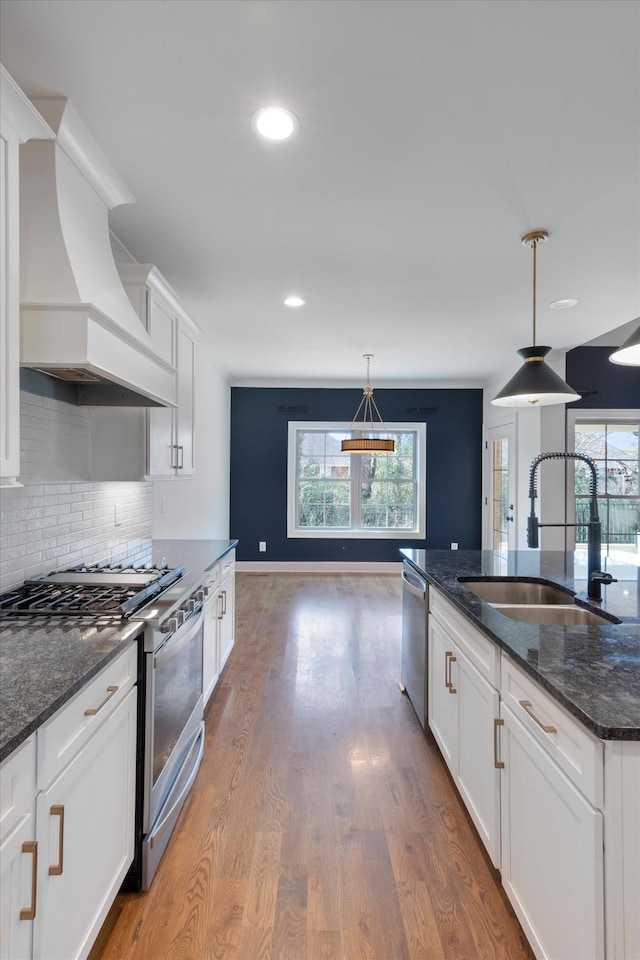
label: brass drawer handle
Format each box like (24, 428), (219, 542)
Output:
(49, 805), (64, 876)
(519, 699), (557, 734)
(20, 841), (38, 920)
(84, 685), (119, 716)
(448, 653), (457, 694)
(494, 717), (505, 768)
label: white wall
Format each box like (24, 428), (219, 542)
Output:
(151, 344), (230, 539)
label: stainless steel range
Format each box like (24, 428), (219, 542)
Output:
(0, 561), (208, 890)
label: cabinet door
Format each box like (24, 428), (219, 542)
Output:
(218, 570), (235, 672)
(500, 702), (604, 960)
(0, 816), (37, 960)
(175, 324), (195, 476)
(456, 651), (501, 867)
(33, 688), (136, 960)
(427, 614), (458, 774)
(203, 595), (220, 706)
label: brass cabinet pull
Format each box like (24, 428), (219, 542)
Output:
(221, 589), (227, 616)
(217, 593), (224, 620)
(49, 805), (64, 876)
(494, 717), (505, 768)
(84, 685), (118, 716)
(20, 841), (38, 920)
(444, 651), (452, 689)
(519, 699), (557, 734)
(448, 654), (457, 694)
(177, 444), (184, 469)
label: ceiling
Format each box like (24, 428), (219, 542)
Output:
(1, 0), (638, 387)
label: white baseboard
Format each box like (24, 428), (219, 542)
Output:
(236, 561), (402, 574)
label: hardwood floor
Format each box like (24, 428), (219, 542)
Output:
(90, 574), (534, 960)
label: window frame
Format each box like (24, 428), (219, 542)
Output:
(566, 408), (640, 554)
(287, 421), (426, 539)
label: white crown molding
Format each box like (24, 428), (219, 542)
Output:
(0, 64), (54, 142)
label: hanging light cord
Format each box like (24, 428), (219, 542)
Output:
(531, 236), (538, 347)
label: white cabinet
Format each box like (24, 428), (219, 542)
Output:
(203, 551), (236, 707)
(428, 589), (501, 867)
(0, 645), (137, 960)
(0, 737), (37, 960)
(0, 66), (54, 487)
(218, 553), (236, 673)
(499, 657), (604, 960)
(118, 263), (196, 478)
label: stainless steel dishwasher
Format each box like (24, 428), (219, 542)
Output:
(401, 560), (428, 728)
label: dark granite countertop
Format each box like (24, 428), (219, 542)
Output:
(401, 549), (640, 741)
(0, 617), (142, 764)
(0, 539), (238, 764)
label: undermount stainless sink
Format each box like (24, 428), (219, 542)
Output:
(459, 577), (573, 605)
(492, 604), (620, 626)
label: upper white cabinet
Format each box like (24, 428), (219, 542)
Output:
(118, 264), (196, 478)
(0, 66), (53, 487)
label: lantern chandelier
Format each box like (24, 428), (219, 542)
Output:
(492, 230), (581, 407)
(341, 354), (395, 454)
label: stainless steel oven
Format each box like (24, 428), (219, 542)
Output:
(141, 600), (205, 888)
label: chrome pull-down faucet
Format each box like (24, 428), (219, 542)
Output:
(527, 452), (616, 602)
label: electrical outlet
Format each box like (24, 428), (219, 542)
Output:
(259, 541), (267, 552)
(161, 496), (168, 514)
(115, 503), (122, 526)
(451, 541), (458, 550)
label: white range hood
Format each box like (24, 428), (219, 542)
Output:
(19, 97), (175, 407)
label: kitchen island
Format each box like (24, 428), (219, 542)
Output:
(401, 548), (640, 739)
(400, 548), (640, 960)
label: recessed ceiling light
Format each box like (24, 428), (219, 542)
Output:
(284, 296), (306, 307)
(550, 299), (578, 309)
(252, 106), (299, 142)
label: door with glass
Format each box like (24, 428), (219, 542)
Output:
(485, 420), (516, 554)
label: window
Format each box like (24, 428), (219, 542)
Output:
(287, 422), (426, 538)
(569, 413), (640, 562)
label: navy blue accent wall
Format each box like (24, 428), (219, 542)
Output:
(566, 346), (640, 409)
(230, 387), (483, 562)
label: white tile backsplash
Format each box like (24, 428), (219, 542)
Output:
(0, 393), (152, 590)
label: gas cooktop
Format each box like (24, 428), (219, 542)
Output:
(0, 563), (185, 618)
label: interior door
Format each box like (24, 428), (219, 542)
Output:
(485, 420), (516, 553)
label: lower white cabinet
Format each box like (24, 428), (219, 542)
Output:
(500, 699), (604, 960)
(428, 592), (501, 867)
(203, 551), (236, 707)
(0, 645), (137, 960)
(0, 737), (37, 960)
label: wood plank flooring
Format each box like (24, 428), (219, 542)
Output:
(90, 574), (534, 960)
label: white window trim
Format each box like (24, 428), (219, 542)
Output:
(287, 421), (426, 539)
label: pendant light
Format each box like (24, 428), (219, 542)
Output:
(341, 354), (395, 454)
(609, 320), (640, 365)
(492, 230), (581, 407)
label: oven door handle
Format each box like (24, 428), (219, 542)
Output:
(154, 607), (204, 664)
(148, 724), (205, 849)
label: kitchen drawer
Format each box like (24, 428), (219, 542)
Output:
(37, 644), (137, 790)
(429, 588), (500, 687)
(501, 653), (603, 808)
(220, 549), (235, 580)
(205, 561), (221, 594)
(0, 735), (36, 841)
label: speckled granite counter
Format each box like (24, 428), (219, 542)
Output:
(401, 549), (640, 740)
(0, 617), (142, 763)
(0, 539), (238, 764)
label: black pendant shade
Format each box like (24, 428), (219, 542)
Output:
(609, 320), (640, 366)
(491, 230), (581, 408)
(492, 345), (581, 407)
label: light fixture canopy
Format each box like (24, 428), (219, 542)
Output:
(341, 354), (395, 454)
(609, 320), (640, 366)
(492, 230), (581, 408)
